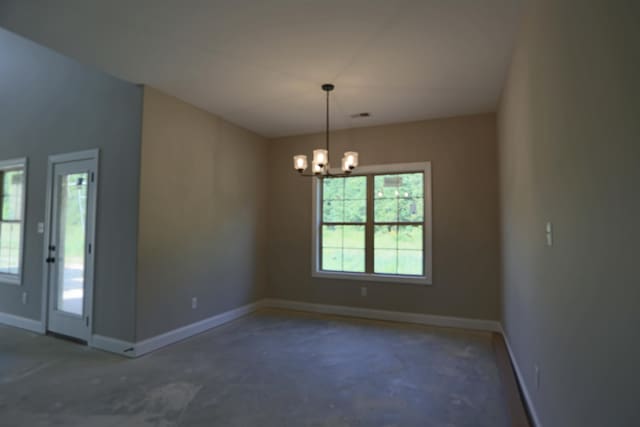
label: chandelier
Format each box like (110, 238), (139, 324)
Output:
(293, 84), (359, 177)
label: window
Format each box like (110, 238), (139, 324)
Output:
(313, 162), (432, 285)
(0, 158), (27, 284)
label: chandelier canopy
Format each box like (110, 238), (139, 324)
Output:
(293, 84), (359, 177)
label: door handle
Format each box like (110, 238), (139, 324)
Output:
(46, 257), (56, 263)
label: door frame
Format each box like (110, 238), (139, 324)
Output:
(40, 149), (100, 343)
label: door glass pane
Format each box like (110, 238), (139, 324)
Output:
(56, 173), (88, 316)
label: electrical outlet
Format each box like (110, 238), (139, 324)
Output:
(37, 222), (45, 234)
(361, 287), (367, 297)
(534, 364), (540, 390)
(191, 297), (198, 309)
(21, 292), (28, 305)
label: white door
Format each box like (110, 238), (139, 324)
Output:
(45, 150), (98, 342)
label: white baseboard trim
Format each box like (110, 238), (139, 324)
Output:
(262, 299), (501, 332)
(0, 311), (44, 334)
(500, 324), (543, 427)
(91, 334), (136, 358)
(134, 301), (261, 357)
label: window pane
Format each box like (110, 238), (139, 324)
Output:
(344, 176), (366, 199)
(374, 197), (397, 222)
(398, 197), (424, 222)
(322, 248), (342, 271)
(322, 225), (365, 249)
(374, 172), (423, 223)
(375, 173), (423, 198)
(374, 225), (423, 276)
(323, 176), (366, 223)
(397, 225), (423, 250)
(322, 225), (364, 272)
(374, 225), (397, 249)
(344, 199), (366, 223)
(342, 225), (365, 249)
(2, 169), (24, 221)
(322, 225), (343, 247)
(323, 177), (344, 200)
(398, 172), (424, 198)
(0, 222), (21, 275)
(56, 173), (88, 316)
(323, 199), (343, 222)
(398, 250), (423, 275)
(374, 249), (397, 274)
(343, 249), (365, 272)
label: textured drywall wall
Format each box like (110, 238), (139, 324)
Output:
(267, 114), (501, 321)
(136, 87), (268, 340)
(498, 0), (640, 425)
(0, 28), (142, 341)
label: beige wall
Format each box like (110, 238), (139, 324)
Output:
(136, 87), (268, 340)
(267, 114), (501, 321)
(499, 1), (640, 426)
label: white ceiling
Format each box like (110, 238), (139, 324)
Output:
(0, 0), (522, 138)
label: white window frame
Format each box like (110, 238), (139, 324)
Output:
(311, 162), (433, 285)
(0, 157), (28, 286)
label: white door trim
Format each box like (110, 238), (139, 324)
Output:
(41, 149), (99, 344)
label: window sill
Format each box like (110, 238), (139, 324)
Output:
(312, 270), (432, 286)
(0, 275), (21, 286)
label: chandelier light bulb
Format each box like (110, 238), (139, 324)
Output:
(343, 151), (358, 169)
(341, 156), (351, 173)
(313, 149), (328, 167)
(312, 160), (323, 175)
(293, 155), (308, 172)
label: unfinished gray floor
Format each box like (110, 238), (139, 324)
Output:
(0, 309), (509, 426)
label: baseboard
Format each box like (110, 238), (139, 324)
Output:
(134, 301), (261, 357)
(262, 298), (501, 332)
(0, 311), (44, 334)
(500, 324), (543, 427)
(91, 334), (136, 358)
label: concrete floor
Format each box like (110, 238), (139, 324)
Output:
(0, 309), (509, 426)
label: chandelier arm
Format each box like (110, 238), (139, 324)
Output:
(296, 170), (352, 178)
